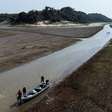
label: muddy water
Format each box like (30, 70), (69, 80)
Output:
(0, 25), (111, 112)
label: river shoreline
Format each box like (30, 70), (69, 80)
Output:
(24, 30), (112, 112)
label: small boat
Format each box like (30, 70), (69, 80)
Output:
(21, 82), (49, 103)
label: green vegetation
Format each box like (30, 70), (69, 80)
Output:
(0, 7), (112, 24)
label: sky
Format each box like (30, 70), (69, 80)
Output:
(0, 0), (112, 18)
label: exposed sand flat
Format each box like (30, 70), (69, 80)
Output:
(0, 25), (102, 72)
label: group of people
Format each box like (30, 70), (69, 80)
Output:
(16, 87), (26, 105)
(16, 76), (48, 105)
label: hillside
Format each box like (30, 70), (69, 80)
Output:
(0, 7), (112, 24)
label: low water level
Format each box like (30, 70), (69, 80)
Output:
(0, 25), (111, 112)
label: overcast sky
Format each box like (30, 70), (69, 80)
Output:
(0, 0), (112, 18)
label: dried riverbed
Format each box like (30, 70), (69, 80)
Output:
(0, 25), (102, 72)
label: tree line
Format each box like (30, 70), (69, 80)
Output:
(0, 7), (112, 24)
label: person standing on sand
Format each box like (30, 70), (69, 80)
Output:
(46, 80), (49, 85)
(17, 89), (22, 105)
(41, 76), (45, 83)
(22, 87), (27, 97)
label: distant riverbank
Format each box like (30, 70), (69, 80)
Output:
(11, 22), (106, 27)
